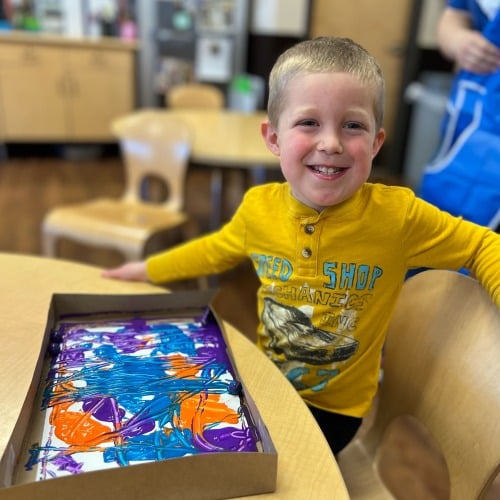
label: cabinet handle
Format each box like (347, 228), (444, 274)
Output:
(72, 78), (79, 97)
(92, 52), (107, 68)
(57, 77), (66, 97)
(388, 42), (406, 58)
(65, 75), (79, 97)
(58, 75), (76, 97)
(23, 46), (37, 64)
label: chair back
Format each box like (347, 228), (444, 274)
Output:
(166, 83), (225, 109)
(111, 111), (191, 213)
(342, 270), (500, 500)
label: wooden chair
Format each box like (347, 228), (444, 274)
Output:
(336, 270), (500, 500)
(166, 82), (225, 109)
(42, 110), (195, 264)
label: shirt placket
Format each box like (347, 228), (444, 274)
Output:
(296, 217), (321, 277)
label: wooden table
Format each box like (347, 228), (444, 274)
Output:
(0, 253), (348, 499)
(168, 109), (281, 230)
(169, 109), (277, 168)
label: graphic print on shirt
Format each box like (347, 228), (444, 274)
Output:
(261, 298), (359, 391)
(254, 254), (383, 393)
(262, 298), (359, 364)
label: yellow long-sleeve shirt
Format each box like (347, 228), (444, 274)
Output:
(147, 182), (500, 417)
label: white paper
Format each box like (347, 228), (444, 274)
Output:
(195, 37), (233, 83)
(251, 0), (309, 36)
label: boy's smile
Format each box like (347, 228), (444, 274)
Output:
(262, 72), (385, 211)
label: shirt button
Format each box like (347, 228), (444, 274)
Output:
(304, 224), (315, 234)
(302, 248), (312, 258)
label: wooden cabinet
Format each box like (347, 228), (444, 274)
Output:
(62, 48), (134, 139)
(310, 0), (413, 140)
(0, 34), (137, 141)
(0, 44), (67, 139)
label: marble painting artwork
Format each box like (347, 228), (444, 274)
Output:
(24, 307), (260, 480)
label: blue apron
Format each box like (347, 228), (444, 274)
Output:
(419, 11), (500, 230)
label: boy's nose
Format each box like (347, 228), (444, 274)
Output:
(318, 132), (343, 154)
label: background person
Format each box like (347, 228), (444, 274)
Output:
(419, 0), (500, 230)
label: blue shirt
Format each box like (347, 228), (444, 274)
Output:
(448, 0), (499, 29)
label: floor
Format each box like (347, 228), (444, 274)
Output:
(0, 151), (263, 339)
(0, 148), (497, 499)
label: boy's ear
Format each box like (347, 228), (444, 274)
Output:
(372, 128), (386, 159)
(261, 120), (280, 156)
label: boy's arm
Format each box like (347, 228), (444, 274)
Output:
(102, 198), (250, 284)
(463, 229), (500, 308)
(404, 195), (500, 308)
(100, 238), (220, 284)
(145, 223), (248, 284)
(102, 185), (260, 285)
(102, 261), (148, 281)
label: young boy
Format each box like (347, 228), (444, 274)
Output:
(103, 37), (500, 454)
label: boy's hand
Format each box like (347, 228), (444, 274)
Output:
(101, 261), (149, 282)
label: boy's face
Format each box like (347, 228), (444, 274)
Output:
(262, 72), (385, 211)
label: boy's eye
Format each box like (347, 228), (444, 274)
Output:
(344, 122), (365, 130)
(298, 119), (318, 127)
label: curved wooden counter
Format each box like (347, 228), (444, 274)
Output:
(0, 253), (348, 499)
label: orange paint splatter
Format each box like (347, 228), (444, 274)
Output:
(168, 354), (201, 378)
(177, 392), (239, 436)
(50, 402), (115, 448)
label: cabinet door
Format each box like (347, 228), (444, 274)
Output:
(310, 0), (412, 140)
(0, 44), (67, 140)
(65, 48), (134, 140)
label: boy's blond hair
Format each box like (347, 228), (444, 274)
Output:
(267, 37), (385, 129)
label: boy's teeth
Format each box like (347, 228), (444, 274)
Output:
(313, 165), (341, 174)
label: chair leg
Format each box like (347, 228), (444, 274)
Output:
(122, 247), (143, 263)
(42, 230), (59, 257)
(181, 219), (209, 289)
(197, 276), (210, 290)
